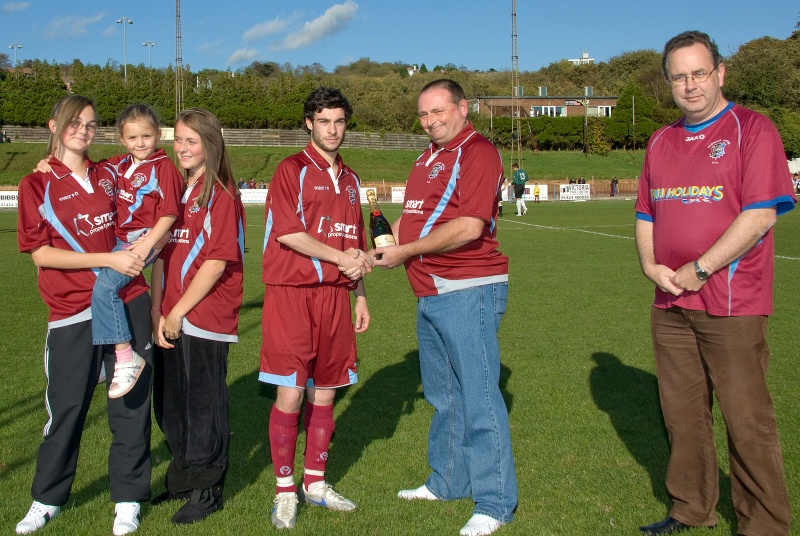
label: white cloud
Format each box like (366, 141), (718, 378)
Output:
(227, 48), (260, 66)
(2, 2), (30, 13)
(44, 13), (105, 39)
(271, 1), (358, 51)
(198, 40), (225, 53)
(101, 25), (116, 37)
(243, 18), (288, 42)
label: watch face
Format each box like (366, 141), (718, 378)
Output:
(694, 261), (709, 280)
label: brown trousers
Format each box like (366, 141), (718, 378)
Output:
(651, 307), (791, 536)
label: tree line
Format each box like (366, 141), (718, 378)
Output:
(1, 27), (798, 158)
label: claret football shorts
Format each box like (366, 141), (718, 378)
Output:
(259, 284), (358, 389)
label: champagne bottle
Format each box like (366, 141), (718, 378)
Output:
(366, 189), (396, 251)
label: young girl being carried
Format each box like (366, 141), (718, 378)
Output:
(94, 104), (184, 397)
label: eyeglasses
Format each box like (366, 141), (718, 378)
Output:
(667, 66), (717, 85)
(68, 118), (98, 132)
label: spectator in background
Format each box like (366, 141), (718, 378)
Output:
(511, 162), (528, 216)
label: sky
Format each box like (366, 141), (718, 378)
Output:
(1, 1), (797, 73)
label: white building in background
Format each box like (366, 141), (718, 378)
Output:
(568, 51), (594, 65)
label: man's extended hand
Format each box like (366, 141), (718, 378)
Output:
(338, 248), (373, 280)
(371, 244), (408, 269)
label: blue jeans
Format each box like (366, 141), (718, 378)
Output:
(92, 238), (155, 345)
(417, 282), (517, 523)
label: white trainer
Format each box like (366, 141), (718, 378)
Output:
(108, 352), (145, 399)
(113, 502), (140, 535)
(271, 492), (298, 529)
(302, 482), (356, 511)
(459, 514), (506, 536)
(397, 484), (438, 501)
(16, 501), (60, 534)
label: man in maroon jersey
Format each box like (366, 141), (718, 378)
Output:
(260, 87), (372, 530)
(373, 79), (516, 536)
(635, 30), (794, 536)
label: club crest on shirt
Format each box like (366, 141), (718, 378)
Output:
(708, 139), (730, 162)
(346, 185), (357, 205)
(188, 198), (200, 215)
(131, 172), (147, 189)
(98, 178), (114, 198)
(428, 162), (445, 182)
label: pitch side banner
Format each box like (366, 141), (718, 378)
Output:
(559, 183), (590, 201)
(0, 191), (18, 208)
(507, 185), (548, 202)
(240, 188), (268, 204)
(391, 186), (406, 203)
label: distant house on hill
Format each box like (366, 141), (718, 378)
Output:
(568, 51), (595, 65)
(474, 86), (617, 119)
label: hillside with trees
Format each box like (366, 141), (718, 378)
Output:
(1, 25), (798, 158)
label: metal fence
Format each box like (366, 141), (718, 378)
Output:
(1, 125), (430, 150)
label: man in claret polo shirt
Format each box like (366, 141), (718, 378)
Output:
(374, 78), (516, 536)
(635, 30), (795, 536)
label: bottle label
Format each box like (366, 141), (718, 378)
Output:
(374, 234), (396, 248)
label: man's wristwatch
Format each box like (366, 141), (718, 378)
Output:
(694, 260), (709, 281)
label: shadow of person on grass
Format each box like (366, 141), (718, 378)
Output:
(590, 352), (735, 529)
(221, 368), (272, 502)
(590, 352), (671, 506)
(324, 350), (423, 485)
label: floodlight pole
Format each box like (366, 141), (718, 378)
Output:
(117, 16), (133, 81)
(8, 43), (22, 68)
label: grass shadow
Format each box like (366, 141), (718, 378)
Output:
(590, 352), (736, 529)
(222, 369), (271, 502)
(590, 352), (670, 506)
(325, 350), (423, 485)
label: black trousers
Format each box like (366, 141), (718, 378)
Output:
(31, 294), (153, 505)
(160, 334), (229, 492)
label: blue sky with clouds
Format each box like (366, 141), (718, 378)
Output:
(2, 1), (797, 72)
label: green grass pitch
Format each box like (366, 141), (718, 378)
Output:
(1, 200), (798, 535)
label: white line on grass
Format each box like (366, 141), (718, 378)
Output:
(501, 219), (634, 240)
(500, 221), (800, 259)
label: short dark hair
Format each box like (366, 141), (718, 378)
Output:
(420, 79), (467, 104)
(303, 87), (352, 131)
(662, 30), (722, 79)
